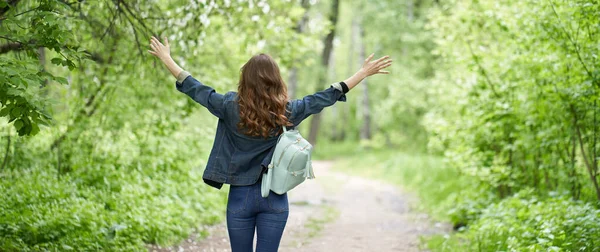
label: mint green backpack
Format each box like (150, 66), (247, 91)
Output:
(261, 126), (315, 198)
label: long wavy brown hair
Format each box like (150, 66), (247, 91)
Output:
(237, 54), (292, 138)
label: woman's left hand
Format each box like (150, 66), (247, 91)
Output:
(148, 36), (171, 61)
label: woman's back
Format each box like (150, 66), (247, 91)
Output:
(173, 76), (347, 189)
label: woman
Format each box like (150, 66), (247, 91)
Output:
(148, 36), (392, 252)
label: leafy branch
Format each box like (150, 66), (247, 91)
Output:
(465, 38), (501, 98)
(547, 0), (598, 88)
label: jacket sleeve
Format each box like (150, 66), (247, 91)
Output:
(175, 75), (226, 119)
(288, 84), (347, 126)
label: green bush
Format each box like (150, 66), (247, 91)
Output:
(0, 108), (227, 251)
(428, 191), (600, 251)
(332, 149), (600, 251)
(0, 162), (226, 251)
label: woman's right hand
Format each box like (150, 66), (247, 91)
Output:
(342, 53), (393, 91)
(360, 53), (392, 76)
(148, 36), (172, 62)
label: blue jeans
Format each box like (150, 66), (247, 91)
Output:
(226, 179), (289, 252)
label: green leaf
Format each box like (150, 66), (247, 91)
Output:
(6, 88), (22, 96)
(51, 58), (63, 65)
(37, 71), (54, 78)
(66, 59), (76, 70)
(21, 77), (36, 88)
(17, 125), (27, 136)
(39, 110), (52, 120)
(54, 76), (68, 85)
(9, 76), (20, 85)
(14, 119), (23, 130)
(30, 122), (40, 135)
(0, 107), (10, 117)
(10, 107), (21, 117)
(4, 67), (17, 76)
(35, 117), (51, 126)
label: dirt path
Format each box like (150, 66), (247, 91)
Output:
(147, 160), (449, 252)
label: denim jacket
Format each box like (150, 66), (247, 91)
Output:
(175, 73), (347, 189)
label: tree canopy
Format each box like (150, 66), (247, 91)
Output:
(1, 0), (599, 251)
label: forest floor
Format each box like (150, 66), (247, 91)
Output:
(147, 160), (450, 252)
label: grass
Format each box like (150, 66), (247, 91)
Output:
(312, 139), (363, 160)
(304, 205), (340, 238)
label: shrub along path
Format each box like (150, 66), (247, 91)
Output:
(148, 160), (449, 251)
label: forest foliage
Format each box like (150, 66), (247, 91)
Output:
(419, 0), (600, 250)
(1, 0), (323, 250)
(1, 0), (599, 251)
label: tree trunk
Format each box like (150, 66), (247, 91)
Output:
(288, 68), (298, 99)
(287, 0), (310, 99)
(571, 130), (580, 199)
(407, 0), (414, 22)
(329, 46), (339, 141)
(359, 23), (371, 140)
(308, 0), (340, 145)
(38, 47), (49, 87)
(571, 104), (600, 201)
(402, 0), (414, 57)
(593, 100), (599, 197)
(340, 18), (359, 142)
(1, 135), (10, 170)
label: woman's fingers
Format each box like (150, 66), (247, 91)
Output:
(150, 37), (160, 48)
(149, 35), (173, 60)
(365, 53), (374, 64)
(150, 40), (159, 51)
(149, 42), (158, 52)
(361, 54), (392, 75)
(378, 60), (393, 68)
(363, 53), (374, 67)
(374, 55), (390, 64)
(151, 36), (163, 49)
(380, 62), (392, 68)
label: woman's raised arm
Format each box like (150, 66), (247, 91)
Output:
(147, 36), (227, 119)
(288, 54), (392, 126)
(343, 53), (392, 90)
(147, 36), (185, 79)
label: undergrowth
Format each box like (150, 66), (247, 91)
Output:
(319, 143), (600, 251)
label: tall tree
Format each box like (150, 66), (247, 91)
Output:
(338, 17), (359, 142)
(307, 0), (340, 145)
(358, 21), (371, 140)
(287, 0), (311, 99)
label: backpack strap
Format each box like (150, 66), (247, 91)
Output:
(262, 129), (284, 198)
(304, 152), (315, 179)
(261, 162), (274, 198)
